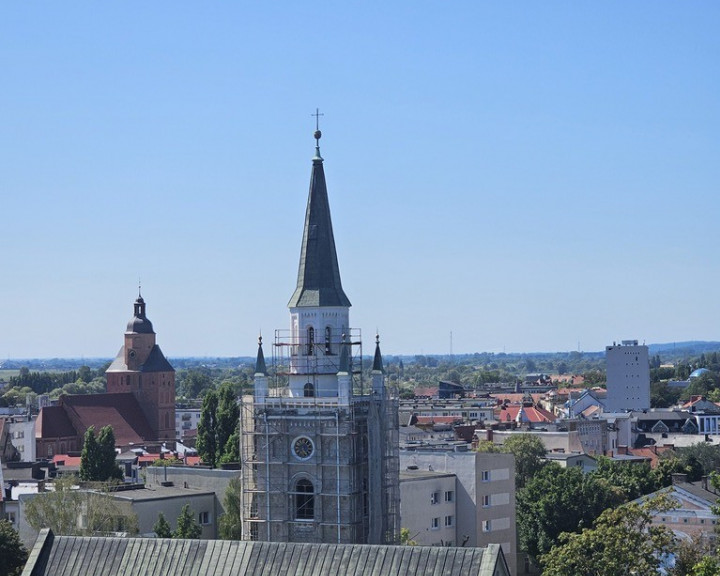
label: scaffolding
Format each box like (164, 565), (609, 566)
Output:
(238, 328), (400, 544)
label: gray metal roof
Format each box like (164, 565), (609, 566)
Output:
(106, 345), (174, 373)
(287, 143), (351, 309)
(126, 296), (155, 334)
(24, 530), (509, 576)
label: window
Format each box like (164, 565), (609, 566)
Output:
(483, 495), (491, 507)
(250, 522), (259, 541)
(444, 490), (454, 503)
(199, 511), (210, 525)
(303, 382), (315, 398)
(295, 479), (315, 520)
(482, 520), (491, 532)
(5, 512), (16, 524)
(47, 445), (54, 457)
(431, 491), (440, 505)
(325, 326), (333, 355)
(481, 470), (490, 482)
(306, 327), (315, 355)
(445, 515), (454, 527)
(431, 517), (440, 530)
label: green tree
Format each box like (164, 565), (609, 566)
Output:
(692, 557), (720, 576)
(197, 384), (240, 467)
(517, 464), (624, 561)
(400, 527), (418, 546)
(173, 504), (201, 539)
(219, 477), (242, 540)
(501, 434), (546, 488)
(79, 426), (100, 481)
(673, 443), (720, 477)
(25, 476), (138, 536)
(540, 496), (676, 576)
(80, 426), (122, 482)
(197, 392), (219, 467)
(216, 383), (240, 464)
(153, 512), (172, 538)
(179, 370), (213, 399)
(0, 519), (28, 576)
(591, 457), (659, 500)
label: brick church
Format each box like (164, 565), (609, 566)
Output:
(35, 293), (175, 457)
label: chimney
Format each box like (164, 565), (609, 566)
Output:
(617, 445), (628, 455)
(702, 475), (709, 491)
(671, 473), (689, 486)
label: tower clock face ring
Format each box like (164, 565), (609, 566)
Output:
(292, 436), (315, 460)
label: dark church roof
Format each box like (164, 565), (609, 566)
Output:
(24, 530), (509, 576)
(36, 405), (76, 438)
(288, 133), (351, 309)
(36, 394), (157, 446)
(126, 295), (154, 334)
(106, 345), (175, 373)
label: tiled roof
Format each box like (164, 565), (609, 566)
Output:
(62, 394), (155, 445)
(25, 530), (509, 576)
(496, 404), (554, 424)
(52, 455), (82, 468)
(37, 405), (77, 438)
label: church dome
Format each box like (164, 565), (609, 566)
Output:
(125, 295), (155, 334)
(689, 368), (711, 379)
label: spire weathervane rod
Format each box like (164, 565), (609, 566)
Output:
(312, 107), (324, 131)
(312, 107), (324, 148)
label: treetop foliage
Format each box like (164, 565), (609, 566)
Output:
(0, 519), (28, 576)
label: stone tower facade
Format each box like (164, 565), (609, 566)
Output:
(239, 129), (399, 545)
(106, 293), (176, 442)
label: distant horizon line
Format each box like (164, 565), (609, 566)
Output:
(3, 340), (720, 363)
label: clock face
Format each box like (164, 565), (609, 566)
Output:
(293, 436), (314, 460)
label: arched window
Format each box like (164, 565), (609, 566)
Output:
(306, 327), (314, 356)
(324, 326), (332, 355)
(304, 382), (315, 398)
(295, 479), (315, 520)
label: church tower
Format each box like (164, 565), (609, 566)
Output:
(106, 292), (176, 442)
(239, 126), (399, 545)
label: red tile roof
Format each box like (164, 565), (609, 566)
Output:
(36, 405), (77, 438)
(62, 393), (155, 446)
(52, 455), (82, 467)
(496, 404), (555, 424)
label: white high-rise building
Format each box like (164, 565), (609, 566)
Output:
(605, 340), (650, 412)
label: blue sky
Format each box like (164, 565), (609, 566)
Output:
(2, 2), (718, 359)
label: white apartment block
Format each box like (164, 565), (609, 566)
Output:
(399, 449), (517, 576)
(399, 470), (457, 546)
(175, 408), (201, 440)
(605, 340), (650, 413)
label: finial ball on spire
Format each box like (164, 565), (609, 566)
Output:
(314, 130), (322, 141)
